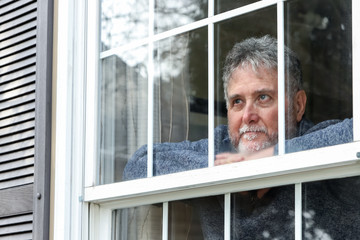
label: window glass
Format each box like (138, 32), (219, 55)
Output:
(112, 196), (223, 240)
(99, 47), (148, 184)
(214, 6), (277, 153)
(214, 6), (277, 137)
(112, 205), (162, 240)
(302, 176), (360, 239)
(231, 186), (294, 239)
(155, 0), (208, 34)
(168, 201), (204, 239)
(215, 0), (260, 14)
(285, 0), (352, 123)
(101, 0), (148, 51)
(154, 27), (208, 145)
(98, 0), (353, 184)
(215, 0), (352, 155)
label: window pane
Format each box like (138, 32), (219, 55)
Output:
(283, 0), (352, 153)
(168, 196), (223, 239)
(99, 47), (148, 184)
(168, 201), (203, 239)
(215, 0), (260, 14)
(112, 205), (162, 240)
(101, 0), (148, 51)
(154, 27), (208, 144)
(285, 0), (352, 123)
(155, 0), (208, 34)
(302, 176), (360, 239)
(231, 186), (294, 239)
(214, 6), (277, 128)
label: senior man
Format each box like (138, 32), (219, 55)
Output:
(124, 36), (355, 239)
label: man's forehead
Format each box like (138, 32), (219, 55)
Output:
(228, 67), (278, 86)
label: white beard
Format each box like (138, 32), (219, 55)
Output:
(235, 125), (278, 154)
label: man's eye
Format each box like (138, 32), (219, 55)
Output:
(234, 99), (242, 105)
(259, 94), (270, 101)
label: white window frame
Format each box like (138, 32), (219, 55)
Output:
(52, 0), (360, 240)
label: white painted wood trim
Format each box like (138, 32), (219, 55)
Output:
(295, 183), (302, 240)
(84, 142), (360, 208)
(85, 0), (100, 187)
(224, 193), (231, 240)
(147, 0), (155, 178)
(353, 0), (360, 141)
(277, 0), (285, 155)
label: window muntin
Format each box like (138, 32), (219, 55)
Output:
(88, 0), (358, 240)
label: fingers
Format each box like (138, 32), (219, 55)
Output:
(215, 153), (245, 166)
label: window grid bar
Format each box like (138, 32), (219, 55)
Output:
(84, 0), (100, 188)
(295, 183), (302, 240)
(99, 0), (278, 59)
(162, 202), (169, 240)
(208, 0), (215, 168)
(353, 0), (360, 142)
(147, 0), (155, 178)
(277, 0), (285, 155)
(224, 193), (231, 240)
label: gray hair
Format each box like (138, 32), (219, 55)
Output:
(223, 35), (303, 107)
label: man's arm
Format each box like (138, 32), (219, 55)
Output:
(123, 125), (231, 180)
(123, 140), (209, 181)
(276, 118), (353, 154)
(215, 118), (353, 164)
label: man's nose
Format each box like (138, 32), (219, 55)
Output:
(242, 103), (259, 124)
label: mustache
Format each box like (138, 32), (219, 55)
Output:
(239, 125), (268, 135)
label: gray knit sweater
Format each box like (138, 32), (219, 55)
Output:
(124, 118), (357, 239)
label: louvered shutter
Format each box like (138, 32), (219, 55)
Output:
(0, 0), (52, 239)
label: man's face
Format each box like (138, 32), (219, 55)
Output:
(227, 66), (296, 153)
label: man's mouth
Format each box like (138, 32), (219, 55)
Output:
(239, 125), (268, 141)
(242, 131), (261, 141)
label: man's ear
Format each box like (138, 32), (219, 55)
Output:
(295, 90), (307, 122)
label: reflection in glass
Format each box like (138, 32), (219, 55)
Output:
(154, 28), (208, 144)
(215, 0), (260, 14)
(101, 0), (148, 51)
(99, 47), (148, 184)
(231, 186), (294, 239)
(285, 0), (352, 123)
(168, 196), (223, 239)
(155, 0), (208, 34)
(168, 201), (203, 239)
(303, 176), (360, 239)
(112, 205), (162, 240)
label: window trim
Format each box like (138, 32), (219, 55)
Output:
(84, 141), (360, 205)
(353, 0), (360, 141)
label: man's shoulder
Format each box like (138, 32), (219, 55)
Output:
(303, 119), (343, 135)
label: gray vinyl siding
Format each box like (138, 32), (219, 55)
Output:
(0, 0), (52, 239)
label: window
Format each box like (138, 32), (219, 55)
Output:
(78, 0), (360, 239)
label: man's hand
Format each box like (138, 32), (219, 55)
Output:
(215, 146), (275, 166)
(215, 152), (246, 166)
